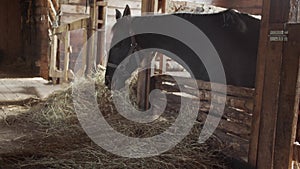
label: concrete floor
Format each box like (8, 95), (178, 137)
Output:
(0, 78), (64, 103)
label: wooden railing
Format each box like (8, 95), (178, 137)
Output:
(152, 75), (255, 112)
(49, 0), (107, 83)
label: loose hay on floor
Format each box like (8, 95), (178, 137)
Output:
(0, 70), (233, 169)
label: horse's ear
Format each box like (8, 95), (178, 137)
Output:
(123, 5), (131, 17)
(116, 9), (122, 20)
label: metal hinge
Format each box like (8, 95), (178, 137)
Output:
(269, 30), (288, 42)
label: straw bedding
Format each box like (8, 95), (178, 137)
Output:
(0, 70), (232, 169)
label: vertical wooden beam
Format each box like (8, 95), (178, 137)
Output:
(63, 30), (70, 83)
(50, 35), (58, 77)
(157, 0), (168, 75)
(249, 0), (300, 168)
(142, 0), (158, 14)
(96, 0), (107, 66)
(81, 28), (88, 74)
(273, 24), (300, 169)
(248, 0), (270, 163)
(256, 23), (285, 169)
(87, 0), (97, 74)
(161, 0), (168, 13)
(137, 0), (160, 110)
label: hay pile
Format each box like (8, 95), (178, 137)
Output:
(0, 70), (232, 169)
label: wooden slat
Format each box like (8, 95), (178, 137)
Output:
(256, 23), (284, 169)
(48, 0), (57, 22)
(248, 0), (272, 165)
(54, 18), (89, 34)
(50, 35), (58, 77)
(161, 0), (168, 13)
(156, 80), (254, 112)
(136, 0), (159, 109)
(269, 0), (291, 23)
(273, 24), (300, 169)
(86, 0), (97, 74)
(96, 1), (107, 66)
(164, 93), (251, 140)
(61, 4), (89, 14)
(250, 0), (299, 168)
(142, 0), (157, 13)
(153, 75), (255, 98)
(63, 31), (71, 83)
(59, 0), (86, 5)
(60, 13), (89, 24)
(96, 1), (107, 6)
(81, 28), (88, 75)
(51, 0), (59, 11)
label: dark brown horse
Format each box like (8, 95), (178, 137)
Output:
(105, 5), (260, 89)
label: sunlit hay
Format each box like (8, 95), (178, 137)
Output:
(127, 69), (139, 106)
(0, 68), (232, 169)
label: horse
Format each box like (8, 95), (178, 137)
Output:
(105, 5), (260, 90)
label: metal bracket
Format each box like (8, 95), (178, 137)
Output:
(269, 30), (288, 42)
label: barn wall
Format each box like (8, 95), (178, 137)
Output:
(21, 0), (50, 77)
(0, 0), (22, 65)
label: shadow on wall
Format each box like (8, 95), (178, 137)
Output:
(0, 50), (3, 64)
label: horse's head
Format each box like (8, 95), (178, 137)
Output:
(105, 5), (134, 89)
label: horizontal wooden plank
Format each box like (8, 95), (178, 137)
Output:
(163, 92), (252, 126)
(108, 0), (141, 9)
(60, 0), (141, 8)
(158, 83), (254, 110)
(60, 13), (89, 24)
(153, 75), (255, 98)
(97, 1), (108, 6)
(163, 93), (251, 140)
(61, 4), (90, 14)
(54, 18), (89, 34)
(60, 0), (86, 5)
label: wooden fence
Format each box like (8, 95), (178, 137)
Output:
(151, 74), (255, 157)
(49, 0), (107, 83)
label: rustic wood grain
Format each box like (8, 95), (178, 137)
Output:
(273, 24), (300, 169)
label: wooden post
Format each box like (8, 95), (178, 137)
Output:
(36, 0), (50, 79)
(161, 0), (168, 13)
(249, 0), (300, 168)
(157, 0), (168, 74)
(81, 28), (88, 74)
(137, 0), (160, 110)
(63, 30), (71, 83)
(96, 0), (107, 66)
(50, 35), (58, 77)
(142, 0), (158, 14)
(87, 0), (97, 75)
(273, 24), (300, 169)
(248, 0), (273, 164)
(138, 0), (158, 110)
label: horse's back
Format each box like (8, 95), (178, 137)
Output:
(172, 10), (260, 88)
